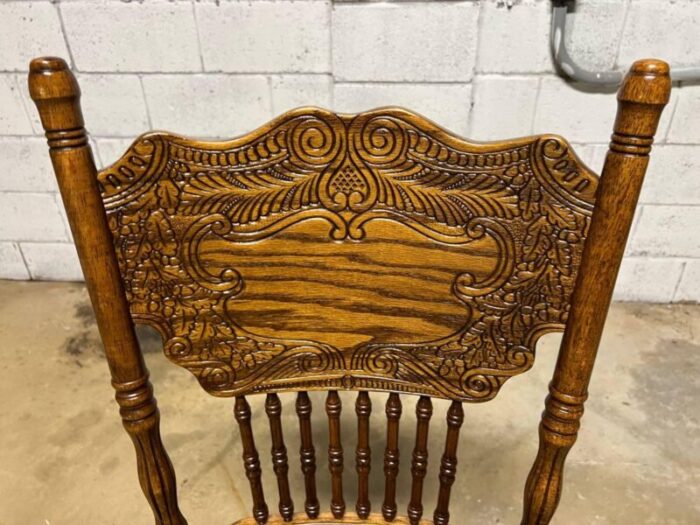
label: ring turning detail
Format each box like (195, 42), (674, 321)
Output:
(27, 56), (672, 525)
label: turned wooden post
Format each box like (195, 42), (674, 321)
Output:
(28, 57), (187, 525)
(521, 59), (671, 525)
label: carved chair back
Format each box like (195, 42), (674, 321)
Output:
(28, 57), (671, 525)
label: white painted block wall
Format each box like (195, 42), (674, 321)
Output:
(0, 0), (698, 303)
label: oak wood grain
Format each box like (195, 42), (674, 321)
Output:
(28, 56), (187, 525)
(521, 60), (671, 524)
(408, 396), (433, 525)
(327, 391), (346, 519)
(355, 391), (372, 519)
(235, 396), (269, 525)
(382, 393), (402, 522)
(266, 393), (294, 521)
(94, 105), (600, 402)
(232, 512), (434, 525)
(29, 56), (671, 525)
(296, 391), (320, 519)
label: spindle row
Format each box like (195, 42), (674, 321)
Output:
(233, 391), (464, 524)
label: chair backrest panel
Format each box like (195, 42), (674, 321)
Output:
(29, 56), (671, 525)
(96, 107), (598, 402)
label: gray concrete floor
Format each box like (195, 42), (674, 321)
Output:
(0, 280), (698, 525)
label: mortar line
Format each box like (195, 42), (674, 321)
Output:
(51, 192), (74, 243)
(329, 0), (336, 107)
(660, 83), (681, 144)
(54, 2), (77, 70)
(529, 77), (543, 135)
(15, 242), (33, 280)
(138, 75), (154, 129)
(191, 0), (206, 72)
(8, 240), (80, 246)
(627, 204), (643, 250)
(466, 0), (487, 135)
(671, 261), (688, 302)
(0, 68), (559, 79)
(612, 0), (632, 71)
(266, 75), (275, 117)
(11, 73), (41, 135)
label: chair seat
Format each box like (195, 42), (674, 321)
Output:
(232, 513), (434, 525)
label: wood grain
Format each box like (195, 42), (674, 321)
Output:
(95, 105), (600, 402)
(296, 392), (320, 519)
(408, 397), (433, 525)
(29, 55), (671, 525)
(235, 396), (269, 525)
(433, 401), (464, 525)
(232, 512), (434, 525)
(355, 391), (372, 519)
(327, 391), (346, 519)
(382, 393), (402, 522)
(28, 56), (187, 525)
(217, 219), (495, 349)
(266, 393), (294, 521)
(521, 60), (671, 524)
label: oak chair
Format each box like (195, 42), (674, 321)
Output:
(28, 56), (670, 525)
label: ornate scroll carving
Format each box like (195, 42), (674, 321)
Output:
(98, 107), (597, 402)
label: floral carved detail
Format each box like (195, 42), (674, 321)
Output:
(98, 107), (598, 401)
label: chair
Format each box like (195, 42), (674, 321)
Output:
(27, 56), (671, 525)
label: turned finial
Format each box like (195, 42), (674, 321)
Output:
(613, 59), (671, 147)
(28, 56), (84, 133)
(28, 57), (87, 148)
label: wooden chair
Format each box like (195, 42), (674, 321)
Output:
(28, 56), (671, 525)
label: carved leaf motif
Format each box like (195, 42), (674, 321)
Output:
(156, 179), (180, 212)
(377, 169), (519, 225)
(98, 109), (599, 402)
(544, 199), (579, 230)
(523, 216), (553, 264)
(180, 169), (322, 222)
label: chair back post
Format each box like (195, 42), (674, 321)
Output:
(522, 59), (672, 525)
(27, 57), (187, 525)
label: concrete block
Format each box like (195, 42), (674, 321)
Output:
(142, 74), (271, 138)
(619, 0), (700, 69)
(674, 261), (700, 302)
(93, 138), (136, 170)
(0, 242), (29, 280)
(667, 86), (700, 144)
(0, 1), (69, 71)
(533, 76), (617, 143)
(270, 75), (332, 115)
(333, 2), (479, 82)
(0, 74), (34, 134)
(656, 86), (680, 142)
(563, 0), (627, 70)
(334, 82), (472, 136)
(197, 1), (330, 73)
(0, 138), (57, 192)
(54, 193), (73, 243)
(20, 242), (83, 281)
(0, 192), (69, 242)
(60, 0), (200, 72)
(613, 257), (684, 303)
(469, 76), (539, 140)
(75, 74), (150, 137)
(476, 0), (551, 73)
(640, 145), (700, 205)
(571, 143), (608, 174)
(630, 205), (700, 258)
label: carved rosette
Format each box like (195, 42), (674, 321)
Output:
(98, 108), (597, 402)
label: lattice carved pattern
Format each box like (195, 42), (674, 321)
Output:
(98, 108), (598, 402)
